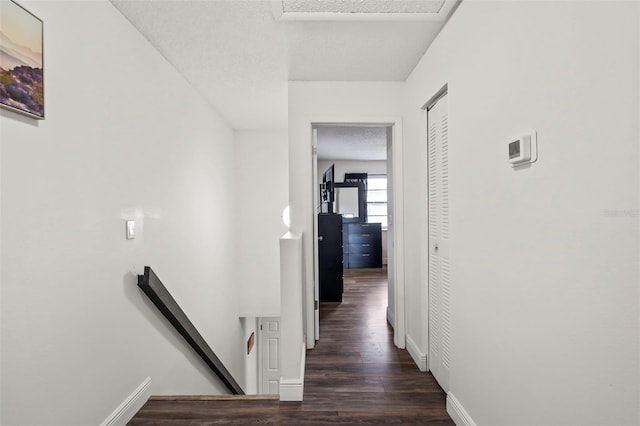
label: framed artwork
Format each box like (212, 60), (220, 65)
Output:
(0, 0), (44, 119)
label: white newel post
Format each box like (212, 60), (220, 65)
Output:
(278, 232), (305, 401)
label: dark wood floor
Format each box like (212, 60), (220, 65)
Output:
(129, 267), (453, 425)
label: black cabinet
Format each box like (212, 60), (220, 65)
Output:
(343, 222), (382, 268)
(318, 213), (343, 302)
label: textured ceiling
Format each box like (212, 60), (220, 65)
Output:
(286, 20), (444, 81)
(282, 0), (445, 14)
(110, 0), (288, 130)
(110, 0), (459, 130)
(317, 126), (388, 161)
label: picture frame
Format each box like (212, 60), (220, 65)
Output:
(0, 0), (44, 119)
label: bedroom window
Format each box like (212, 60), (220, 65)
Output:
(367, 174), (387, 228)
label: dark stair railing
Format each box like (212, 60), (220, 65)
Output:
(137, 266), (244, 395)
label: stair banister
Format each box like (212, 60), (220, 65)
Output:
(137, 266), (244, 395)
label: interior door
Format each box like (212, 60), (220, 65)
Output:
(260, 317), (281, 394)
(386, 127), (395, 328)
(428, 93), (451, 392)
(312, 128), (320, 341)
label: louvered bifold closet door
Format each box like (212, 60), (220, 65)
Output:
(427, 93), (451, 392)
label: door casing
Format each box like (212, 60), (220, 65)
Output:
(309, 117), (405, 349)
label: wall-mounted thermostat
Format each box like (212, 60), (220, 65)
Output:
(509, 131), (537, 167)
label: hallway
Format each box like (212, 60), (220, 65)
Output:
(303, 267), (453, 424)
(129, 267), (453, 424)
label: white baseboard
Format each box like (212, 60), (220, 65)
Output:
(101, 377), (152, 426)
(386, 306), (395, 328)
(279, 342), (305, 401)
(406, 334), (427, 372)
(279, 377), (303, 401)
(447, 392), (476, 426)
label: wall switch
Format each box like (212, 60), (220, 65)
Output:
(126, 220), (135, 240)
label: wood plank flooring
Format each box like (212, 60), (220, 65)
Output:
(129, 267), (453, 425)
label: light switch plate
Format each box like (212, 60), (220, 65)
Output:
(126, 220), (135, 240)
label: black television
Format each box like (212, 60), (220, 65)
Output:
(320, 164), (335, 212)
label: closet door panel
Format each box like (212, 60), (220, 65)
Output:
(428, 93), (450, 392)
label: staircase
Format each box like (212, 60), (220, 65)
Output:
(137, 266), (244, 395)
(128, 234), (309, 424)
(128, 267), (454, 425)
(128, 394), (283, 425)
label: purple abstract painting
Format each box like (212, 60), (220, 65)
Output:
(0, 0), (43, 119)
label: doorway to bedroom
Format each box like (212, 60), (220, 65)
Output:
(312, 124), (402, 346)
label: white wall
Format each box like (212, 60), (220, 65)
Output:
(235, 129), (289, 317)
(317, 160), (387, 185)
(241, 317), (258, 395)
(1, 2), (245, 424)
(404, 1), (640, 424)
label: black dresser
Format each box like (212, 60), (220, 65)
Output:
(318, 213), (344, 302)
(343, 222), (382, 268)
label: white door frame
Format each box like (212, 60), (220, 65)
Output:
(312, 129), (320, 340)
(257, 317), (264, 394)
(309, 116), (406, 349)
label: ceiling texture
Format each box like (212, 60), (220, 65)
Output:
(316, 126), (389, 161)
(281, 0), (447, 14)
(110, 0), (459, 156)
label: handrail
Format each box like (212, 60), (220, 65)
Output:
(137, 266), (244, 395)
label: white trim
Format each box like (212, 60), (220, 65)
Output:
(391, 121), (406, 349)
(279, 342), (306, 401)
(422, 83), (449, 111)
(258, 317), (264, 394)
(274, 0), (461, 22)
(278, 12), (448, 22)
(386, 306), (395, 328)
(101, 377), (151, 426)
(446, 393), (476, 426)
(406, 335), (427, 372)
(422, 102), (431, 380)
(309, 116), (406, 350)
(312, 128), (320, 344)
(279, 378), (304, 401)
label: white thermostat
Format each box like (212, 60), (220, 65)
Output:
(509, 131), (537, 167)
